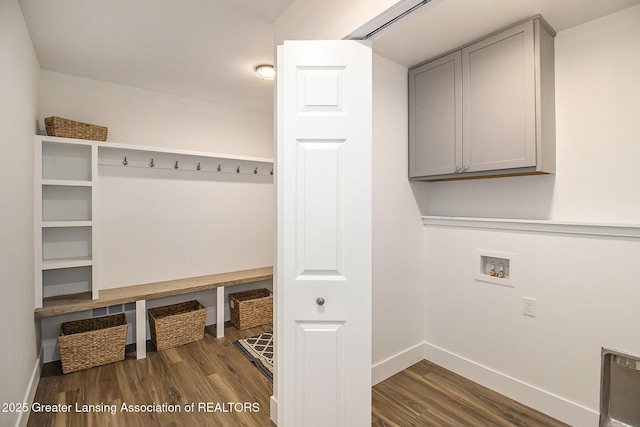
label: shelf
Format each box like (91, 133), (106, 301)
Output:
(42, 226), (92, 261)
(42, 266), (92, 298)
(36, 135), (273, 165)
(42, 256), (93, 270)
(422, 216), (640, 239)
(35, 266), (273, 318)
(42, 179), (92, 187)
(42, 185), (92, 222)
(97, 141), (273, 177)
(98, 141), (273, 164)
(42, 140), (93, 181)
(42, 220), (92, 228)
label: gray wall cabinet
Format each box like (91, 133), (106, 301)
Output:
(409, 16), (556, 181)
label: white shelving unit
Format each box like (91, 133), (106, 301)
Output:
(35, 136), (98, 308)
(34, 135), (274, 309)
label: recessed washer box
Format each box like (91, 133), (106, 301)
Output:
(476, 249), (514, 287)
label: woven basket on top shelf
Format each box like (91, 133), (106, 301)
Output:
(148, 300), (206, 351)
(229, 288), (273, 330)
(45, 116), (108, 141)
(58, 313), (127, 374)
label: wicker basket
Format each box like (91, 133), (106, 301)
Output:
(229, 288), (273, 330)
(148, 300), (206, 351)
(58, 313), (127, 374)
(45, 116), (108, 141)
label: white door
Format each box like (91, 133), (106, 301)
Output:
(275, 40), (372, 427)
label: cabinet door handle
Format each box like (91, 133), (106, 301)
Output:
(462, 165), (468, 172)
(455, 166), (461, 173)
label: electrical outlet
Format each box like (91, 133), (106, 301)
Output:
(523, 297), (536, 317)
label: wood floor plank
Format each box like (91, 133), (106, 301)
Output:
(29, 326), (568, 427)
(372, 360), (570, 427)
(28, 324), (275, 427)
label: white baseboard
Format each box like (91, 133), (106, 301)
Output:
(423, 341), (599, 427)
(372, 342), (426, 386)
(15, 349), (42, 427)
(270, 395), (278, 425)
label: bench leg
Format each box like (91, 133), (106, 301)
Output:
(217, 286), (225, 338)
(136, 299), (146, 359)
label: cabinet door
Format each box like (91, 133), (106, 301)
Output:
(462, 21), (536, 172)
(409, 51), (462, 177)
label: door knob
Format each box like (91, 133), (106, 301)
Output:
(316, 298), (325, 306)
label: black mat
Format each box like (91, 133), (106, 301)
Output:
(233, 332), (273, 382)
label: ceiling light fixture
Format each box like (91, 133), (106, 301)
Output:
(255, 64), (275, 80)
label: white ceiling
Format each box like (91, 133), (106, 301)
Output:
(18, 0), (640, 116)
(373, 0), (640, 67)
(19, 0), (295, 114)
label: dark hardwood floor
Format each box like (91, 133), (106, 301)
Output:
(28, 323), (274, 427)
(372, 360), (569, 427)
(29, 324), (568, 426)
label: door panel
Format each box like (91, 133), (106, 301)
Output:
(296, 139), (345, 277)
(462, 21), (536, 172)
(409, 51), (462, 177)
(295, 322), (346, 426)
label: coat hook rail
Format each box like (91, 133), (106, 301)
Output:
(99, 154), (273, 177)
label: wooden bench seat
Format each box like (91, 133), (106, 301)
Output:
(35, 267), (273, 318)
(35, 267), (273, 359)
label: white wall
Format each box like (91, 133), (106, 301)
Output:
(371, 54), (426, 382)
(0, 1), (41, 426)
(419, 6), (640, 426)
(550, 4), (640, 223)
(97, 164), (274, 289)
(423, 223), (640, 426)
(40, 71), (273, 158)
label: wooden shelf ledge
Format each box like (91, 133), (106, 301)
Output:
(35, 266), (273, 318)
